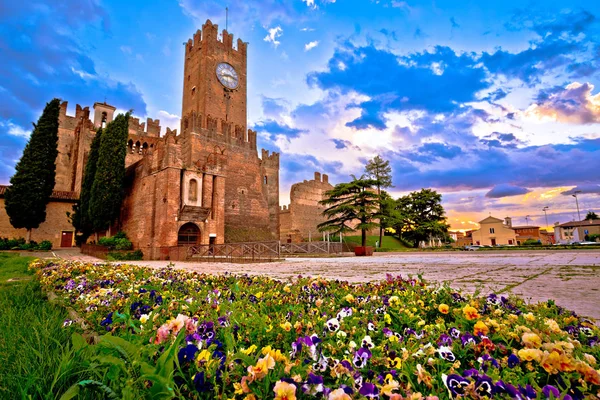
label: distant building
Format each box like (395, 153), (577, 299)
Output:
(470, 216), (517, 246)
(554, 219), (600, 244)
(511, 225), (541, 245)
(449, 231), (472, 247)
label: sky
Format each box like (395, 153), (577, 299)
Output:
(1, 0), (600, 232)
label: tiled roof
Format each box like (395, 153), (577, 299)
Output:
(557, 219), (600, 227)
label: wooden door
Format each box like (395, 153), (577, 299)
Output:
(491, 238), (497, 246)
(60, 231), (73, 247)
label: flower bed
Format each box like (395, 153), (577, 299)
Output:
(31, 259), (599, 399)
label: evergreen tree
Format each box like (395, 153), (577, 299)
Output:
(318, 176), (380, 247)
(396, 188), (449, 247)
(68, 127), (103, 240)
(89, 113), (129, 233)
(365, 155), (393, 247)
(4, 98), (61, 242)
(585, 211), (598, 220)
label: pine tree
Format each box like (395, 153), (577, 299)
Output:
(68, 127), (103, 240)
(396, 188), (450, 247)
(318, 176), (380, 247)
(89, 113), (129, 233)
(365, 155), (393, 247)
(4, 98), (61, 242)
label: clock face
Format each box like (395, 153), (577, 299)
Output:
(216, 62), (239, 89)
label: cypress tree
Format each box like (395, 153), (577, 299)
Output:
(4, 98), (61, 242)
(89, 112), (129, 233)
(69, 127), (103, 239)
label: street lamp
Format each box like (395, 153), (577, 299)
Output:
(572, 191), (582, 221)
(542, 206), (549, 231)
(525, 215), (530, 225)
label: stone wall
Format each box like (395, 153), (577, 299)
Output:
(0, 186), (77, 248)
(280, 172), (332, 242)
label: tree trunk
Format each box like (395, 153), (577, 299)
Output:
(26, 228), (32, 243)
(362, 228), (367, 247)
(377, 186), (383, 248)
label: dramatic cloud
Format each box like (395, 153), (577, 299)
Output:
(527, 82), (600, 124)
(308, 44), (489, 129)
(0, 1), (147, 183)
(561, 184), (600, 196)
(486, 184), (532, 198)
(253, 120), (305, 139)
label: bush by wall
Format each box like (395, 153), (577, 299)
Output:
(0, 238), (52, 251)
(106, 249), (143, 261)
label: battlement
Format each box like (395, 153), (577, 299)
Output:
(128, 116), (162, 137)
(181, 111), (256, 150)
(261, 149), (280, 166)
(185, 19), (247, 55)
(313, 171), (329, 184)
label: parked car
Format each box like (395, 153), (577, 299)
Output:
(576, 241), (600, 245)
(464, 245), (483, 251)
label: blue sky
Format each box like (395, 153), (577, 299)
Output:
(1, 0), (600, 230)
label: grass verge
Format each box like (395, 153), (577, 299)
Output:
(0, 252), (84, 399)
(343, 235), (409, 251)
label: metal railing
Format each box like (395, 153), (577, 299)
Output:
(186, 240), (345, 262)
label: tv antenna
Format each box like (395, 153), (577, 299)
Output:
(226, 7), (229, 31)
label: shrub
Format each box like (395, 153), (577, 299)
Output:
(0, 237), (26, 250)
(106, 249), (143, 261)
(98, 233), (133, 250)
(587, 233), (600, 242)
(37, 240), (53, 251)
(523, 239), (542, 246)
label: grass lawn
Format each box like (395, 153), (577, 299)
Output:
(343, 235), (409, 250)
(0, 252), (84, 399)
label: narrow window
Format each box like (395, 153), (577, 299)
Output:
(189, 179), (198, 202)
(489, 228), (495, 234)
(263, 176), (268, 185)
(101, 112), (107, 128)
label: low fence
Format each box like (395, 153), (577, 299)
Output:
(187, 240), (346, 262)
(81, 240), (346, 263)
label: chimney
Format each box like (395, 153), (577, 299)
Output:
(505, 217), (512, 228)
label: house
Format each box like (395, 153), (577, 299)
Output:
(510, 224), (541, 245)
(554, 219), (600, 244)
(470, 216), (517, 246)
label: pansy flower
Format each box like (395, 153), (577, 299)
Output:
(437, 346), (456, 362)
(353, 348), (372, 368)
(326, 318), (340, 332)
(358, 382), (379, 398)
(443, 374), (470, 397)
(301, 373), (324, 395)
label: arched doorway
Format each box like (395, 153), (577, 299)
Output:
(178, 223), (200, 246)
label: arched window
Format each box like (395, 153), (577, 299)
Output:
(135, 141), (141, 154)
(189, 179), (198, 202)
(178, 223), (200, 246)
(101, 112), (107, 128)
(128, 139), (133, 153)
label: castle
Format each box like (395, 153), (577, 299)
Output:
(0, 20), (280, 258)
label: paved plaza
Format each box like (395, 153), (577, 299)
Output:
(60, 249), (600, 321)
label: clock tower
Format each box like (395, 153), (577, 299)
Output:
(182, 19), (248, 136)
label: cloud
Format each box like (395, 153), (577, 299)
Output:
(261, 96), (290, 119)
(304, 40), (319, 51)
(450, 17), (460, 29)
(526, 82), (600, 124)
(264, 26), (283, 48)
(486, 184), (532, 198)
(0, 1), (147, 184)
(156, 110), (181, 133)
(480, 132), (524, 149)
(308, 44), (489, 130)
(253, 120), (305, 139)
(561, 184), (600, 196)
(481, 9), (598, 85)
(178, 0), (296, 31)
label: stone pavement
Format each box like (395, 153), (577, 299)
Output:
(55, 249), (600, 321)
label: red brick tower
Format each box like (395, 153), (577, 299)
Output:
(179, 21), (279, 242)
